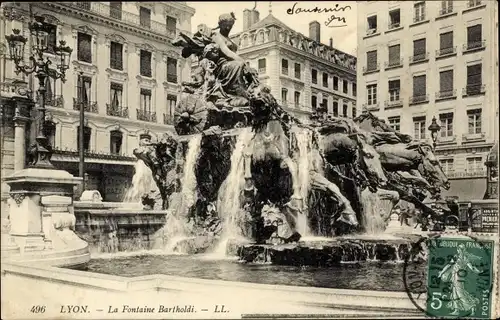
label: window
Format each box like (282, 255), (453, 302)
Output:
(439, 159), (454, 175)
(343, 81), (348, 94)
(294, 63), (301, 79)
(110, 82), (123, 108)
(167, 57), (177, 83)
(413, 116), (426, 140)
(322, 73), (328, 87)
(414, 2), (426, 22)
(439, 113), (454, 138)
(45, 23), (57, 53)
(110, 2), (122, 20)
(440, 1), (453, 15)
(367, 84), (377, 105)
(110, 41), (123, 70)
(388, 79), (400, 101)
(311, 95), (317, 110)
(367, 15), (377, 32)
(76, 2), (91, 10)
(466, 157), (483, 174)
(388, 44), (401, 66)
(343, 104), (348, 117)
(412, 38), (427, 61)
(467, 109), (482, 134)
(166, 94), (177, 117)
(312, 69), (318, 84)
(77, 32), (92, 63)
(366, 50), (378, 71)
(352, 106), (357, 118)
(412, 75), (427, 101)
(77, 126), (91, 151)
(468, 0), (482, 8)
(388, 116), (401, 132)
(282, 59), (288, 75)
(140, 88), (152, 112)
(77, 75), (92, 104)
(140, 50), (152, 77)
(352, 83), (357, 96)
(110, 130), (123, 155)
(281, 88), (288, 104)
(166, 16), (176, 35)
(333, 76), (339, 91)
(439, 70), (454, 97)
(466, 24), (482, 50)
(333, 101), (338, 116)
(439, 31), (454, 55)
(466, 64), (482, 95)
(258, 58), (266, 73)
(389, 9), (400, 29)
(321, 98), (328, 111)
(294, 91), (300, 106)
(139, 6), (151, 29)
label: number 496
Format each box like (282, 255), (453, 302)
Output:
(30, 306), (46, 313)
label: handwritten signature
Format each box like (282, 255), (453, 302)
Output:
(286, 2), (351, 28)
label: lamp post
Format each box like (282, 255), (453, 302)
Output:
(5, 16), (72, 169)
(428, 116), (441, 150)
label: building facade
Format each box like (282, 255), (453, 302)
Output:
(357, 0), (499, 200)
(229, 9), (357, 122)
(0, 2), (195, 202)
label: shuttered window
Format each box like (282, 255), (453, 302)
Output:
(388, 45), (400, 66)
(366, 50), (377, 71)
(439, 32), (453, 54)
(467, 64), (482, 86)
(413, 75), (426, 97)
(413, 38), (426, 56)
(439, 70), (453, 93)
(333, 101), (338, 116)
(258, 58), (266, 72)
(467, 25), (482, 47)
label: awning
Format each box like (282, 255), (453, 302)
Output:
(51, 153), (136, 166)
(440, 177), (487, 202)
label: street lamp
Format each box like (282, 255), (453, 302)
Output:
(5, 16), (72, 169)
(428, 116), (441, 150)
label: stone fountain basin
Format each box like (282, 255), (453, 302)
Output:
(234, 236), (420, 266)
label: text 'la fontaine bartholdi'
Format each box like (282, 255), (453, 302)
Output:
(107, 305), (229, 313)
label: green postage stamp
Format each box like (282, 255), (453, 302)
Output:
(426, 237), (495, 319)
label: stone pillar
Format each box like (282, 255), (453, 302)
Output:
(13, 118), (28, 171)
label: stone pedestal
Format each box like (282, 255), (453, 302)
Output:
(3, 168), (84, 256)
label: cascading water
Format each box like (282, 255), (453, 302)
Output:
(123, 160), (156, 203)
(360, 189), (388, 235)
(214, 127), (255, 255)
(164, 134), (202, 253)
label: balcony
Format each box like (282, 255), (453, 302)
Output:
(435, 89), (456, 101)
(110, 58), (123, 71)
(436, 46), (457, 59)
(364, 28), (380, 38)
(362, 63), (380, 75)
(462, 132), (486, 142)
(463, 40), (486, 53)
(411, 14), (428, 26)
(384, 59), (403, 70)
(409, 53), (429, 65)
(363, 102), (380, 111)
(73, 98), (98, 113)
(167, 74), (178, 84)
(446, 169), (487, 179)
(38, 94), (64, 108)
(282, 67), (288, 75)
(387, 22), (402, 32)
(137, 109), (157, 122)
(438, 7), (454, 17)
(462, 84), (485, 97)
(59, 2), (176, 38)
(465, 0), (484, 11)
(436, 134), (457, 145)
(52, 147), (136, 162)
(409, 94), (429, 105)
(106, 104), (128, 118)
(163, 114), (174, 125)
(258, 67), (266, 73)
(385, 99), (403, 109)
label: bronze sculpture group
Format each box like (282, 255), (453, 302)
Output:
(133, 13), (450, 245)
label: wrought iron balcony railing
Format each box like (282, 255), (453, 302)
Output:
(137, 109), (157, 122)
(435, 89), (456, 100)
(65, 2), (176, 38)
(409, 53), (429, 64)
(436, 46), (456, 57)
(388, 22), (401, 30)
(110, 58), (123, 71)
(363, 63), (380, 74)
(439, 7), (454, 16)
(413, 14), (426, 23)
(281, 67), (288, 75)
(409, 94), (429, 104)
(163, 114), (175, 125)
(37, 94), (64, 108)
(385, 99), (403, 108)
(258, 68), (266, 73)
(463, 84), (485, 96)
(73, 98), (98, 113)
(446, 169), (486, 179)
(384, 59), (403, 69)
(106, 104), (128, 118)
(466, 0), (483, 9)
(463, 40), (486, 52)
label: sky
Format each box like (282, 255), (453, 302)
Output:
(186, 1), (358, 55)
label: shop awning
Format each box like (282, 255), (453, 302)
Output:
(440, 178), (487, 202)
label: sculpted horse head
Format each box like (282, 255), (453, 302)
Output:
(407, 142), (450, 191)
(133, 132), (178, 178)
(351, 132), (388, 189)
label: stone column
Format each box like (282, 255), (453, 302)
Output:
(12, 99), (31, 171)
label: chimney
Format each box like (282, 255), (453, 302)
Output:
(309, 21), (320, 43)
(251, 9), (260, 26)
(243, 9), (252, 31)
(329, 37), (333, 48)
